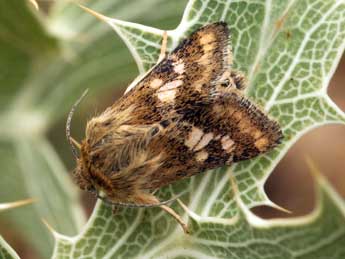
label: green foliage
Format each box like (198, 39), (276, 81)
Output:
(0, 1), (83, 256)
(0, 200), (34, 259)
(0, 236), (19, 259)
(54, 166), (345, 259)
(52, 0), (345, 258)
(0, 0), (344, 258)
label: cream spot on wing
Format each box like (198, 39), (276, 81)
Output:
(150, 78), (163, 89)
(199, 52), (212, 66)
(194, 132), (214, 151)
(157, 90), (176, 103)
(252, 129), (263, 140)
(203, 43), (215, 52)
(185, 127), (204, 149)
(237, 119), (252, 134)
(199, 33), (215, 45)
(195, 150), (208, 162)
(159, 80), (183, 91)
(214, 135), (221, 140)
(255, 137), (269, 151)
(200, 33), (216, 54)
(221, 136), (235, 153)
(174, 62), (185, 74)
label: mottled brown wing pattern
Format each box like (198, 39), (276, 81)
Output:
(142, 88), (282, 190)
(80, 22), (282, 204)
(70, 21), (284, 234)
(110, 22), (232, 124)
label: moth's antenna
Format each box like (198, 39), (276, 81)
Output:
(66, 89), (89, 159)
(96, 192), (185, 208)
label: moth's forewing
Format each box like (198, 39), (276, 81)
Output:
(109, 22), (232, 124)
(84, 22), (282, 194)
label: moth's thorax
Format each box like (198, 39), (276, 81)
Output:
(85, 115), (112, 147)
(78, 115), (142, 202)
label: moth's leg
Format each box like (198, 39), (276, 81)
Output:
(160, 204), (189, 234)
(157, 31), (168, 63)
(133, 192), (189, 234)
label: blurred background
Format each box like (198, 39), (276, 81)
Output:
(0, 0), (344, 258)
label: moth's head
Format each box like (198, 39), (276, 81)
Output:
(65, 89), (96, 193)
(73, 156), (95, 192)
(73, 161), (96, 192)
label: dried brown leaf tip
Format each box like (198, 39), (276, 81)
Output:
(67, 22), (283, 233)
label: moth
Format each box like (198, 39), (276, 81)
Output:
(66, 22), (283, 234)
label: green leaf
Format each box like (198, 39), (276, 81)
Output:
(14, 137), (86, 234)
(0, 139), (85, 257)
(0, 199), (35, 259)
(51, 0), (345, 258)
(53, 167), (345, 259)
(23, 0), (187, 122)
(0, 0), (84, 256)
(0, 143), (53, 257)
(0, 235), (19, 259)
(0, 0), (58, 108)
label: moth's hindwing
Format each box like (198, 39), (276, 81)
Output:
(85, 22), (283, 192)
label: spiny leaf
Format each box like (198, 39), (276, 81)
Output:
(0, 140), (84, 258)
(0, 199), (35, 259)
(0, 236), (19, 259)
(0, 0), (58, 109)
(52, 0), (345, 258)
(29, 0), (187, 122)
(0, 0), (83, 256)
(52, 165), (345, 259)
(14, 137), (86, 233)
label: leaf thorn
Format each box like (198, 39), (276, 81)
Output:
(29, 0), (39, 10)
(305, 156), (323, 180)
(77, 4), (110, 23)
(41, 218), (58, 236)
(0, 198), (36, 211)
(266, 200), (292, 214)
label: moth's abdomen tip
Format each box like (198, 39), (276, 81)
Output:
(202, 21), (229, 35)
(269, 129), (284, 149)
(258, 120), (284, 153)
(213, 21), (228, 29)
(274, 126), (284, 145)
